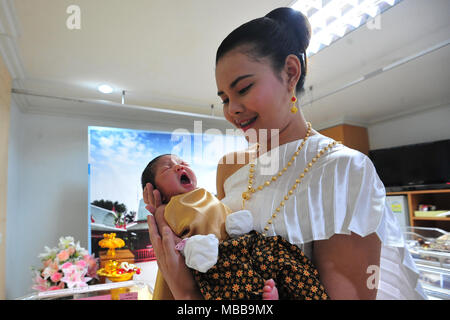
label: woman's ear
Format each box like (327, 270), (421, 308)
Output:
(283, 54), (301, 93)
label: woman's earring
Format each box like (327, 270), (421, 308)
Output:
(290, 94), (298, 114)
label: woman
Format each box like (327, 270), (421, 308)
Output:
(146, 7), (426, 300)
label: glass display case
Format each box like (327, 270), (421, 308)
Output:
(18, 280), (153, 300)
(404, 226), (450, 299)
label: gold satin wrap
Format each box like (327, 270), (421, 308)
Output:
(152, 188), (232, 300)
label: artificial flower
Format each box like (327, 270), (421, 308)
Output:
(38, 246), (57, 261)
(61, 263), (92, 289)
(76, 260), (86, 269)
(41, 261), (59, 280)
(48, 282), (65, 291)
(75, 241), (89, 257)
(57, 250), (69, 262)
(67, 246), (76, 256)
(43, 258), (53, 268)
(58, 236), (75, 249)
(32, 271), (49, 292)
(83, 254), (99, 279)
(31, 236), (98, 292)
(50, 272), (62, 283)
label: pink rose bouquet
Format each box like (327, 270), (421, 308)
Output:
(32, 236), (99, 292)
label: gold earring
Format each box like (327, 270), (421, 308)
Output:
(290, 93), (298, 114)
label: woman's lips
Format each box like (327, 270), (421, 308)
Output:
(237, 116), (257, 132)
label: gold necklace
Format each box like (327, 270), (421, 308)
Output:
(241, 122), (312, 209)
(240, 122), (339, 236)
(260, 140), (338, 236)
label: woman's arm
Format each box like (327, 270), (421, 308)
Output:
(144, 183), (203, 299)
(312, 232), (381, 300)
(216, 151), (249, 200)
(148, 215), (203, 299)
(216, 158), (227, 200)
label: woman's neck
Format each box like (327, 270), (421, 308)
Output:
(257, 112), (316, 156)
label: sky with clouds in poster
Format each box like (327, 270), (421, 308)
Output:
(88, 126), (247, 213)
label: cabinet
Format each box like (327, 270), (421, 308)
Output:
(397, 190), (450, 299)
(319, 124), (369, 155)
(404, 227), (450, 299)
(387, 189), (450, 231)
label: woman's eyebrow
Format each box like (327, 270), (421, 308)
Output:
(217, 74), (254, 96)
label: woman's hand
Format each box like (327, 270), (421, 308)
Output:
(143, 183), (160, 214)
(147, 214), (203, 300)
(144, 182), (202, 299)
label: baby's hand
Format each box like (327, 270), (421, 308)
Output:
(225, 210), (253, 238)
(182, 234), (219, 273)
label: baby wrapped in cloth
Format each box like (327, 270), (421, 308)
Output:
(153, 187), (328, 300)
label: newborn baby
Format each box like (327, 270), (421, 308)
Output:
(142, 154), (328, 300)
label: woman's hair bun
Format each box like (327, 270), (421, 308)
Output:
(216, 7), (313, 94)
(265, 7), (311, 53)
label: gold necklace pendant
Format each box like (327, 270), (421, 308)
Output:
(241, 122), (312, 209)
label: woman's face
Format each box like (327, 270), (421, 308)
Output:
(153, 155), (197, 203)
(215, 49), (292, 145)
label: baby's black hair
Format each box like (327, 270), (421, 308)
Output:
(141, 154), (173, 190)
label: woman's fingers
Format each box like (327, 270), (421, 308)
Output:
(143, 183), (164, 214)
(143, 183), (159, 213)
(147, 215), (166, 270)
(145, 204), (156, 214)
(159, 226), (202, 300)
(143, 184), (151, 204)
(143, 184), (149, 204)
(147, 215), (160, 252)
(153, 188), (162, 208)
(144, 183), (156, 207)
(161, 226), (182, 268)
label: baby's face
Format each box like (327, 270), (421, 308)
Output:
(154, 155), (197, 202)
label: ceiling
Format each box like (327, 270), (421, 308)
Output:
(1, 0), (449, 129)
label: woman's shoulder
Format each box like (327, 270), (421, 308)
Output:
(218, 149), (251, 166)
(216, 148), (253, 199)
(303, 134), (380, 187)
(311, 134), (371, 168)
(306, 135), (384, 198)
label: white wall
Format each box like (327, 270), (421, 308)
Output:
(368, 103), (450, 150)
(6, 101), (232, 299)
(6, 99), (24, 299)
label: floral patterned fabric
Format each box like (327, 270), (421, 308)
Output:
(193, 231), (328, 300)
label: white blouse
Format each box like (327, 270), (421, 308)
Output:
(221, 133), (426, 300)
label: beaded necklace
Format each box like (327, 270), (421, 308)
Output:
(240, 122), (338, 236)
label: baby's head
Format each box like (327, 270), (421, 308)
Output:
(141, 154), (197, 204)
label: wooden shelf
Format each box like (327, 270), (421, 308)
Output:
(387, 189), (450, 231)
(412, 216), (450, 221)
(319, 124), (369, 155)
(389, 189), (450, 195)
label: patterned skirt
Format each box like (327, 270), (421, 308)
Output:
(192, 231), (329, 300)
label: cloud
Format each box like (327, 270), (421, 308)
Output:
(99, 136), (114, 148)
(120, 136), (137, 149)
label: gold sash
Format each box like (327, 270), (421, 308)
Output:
(152, 188), (231, 299)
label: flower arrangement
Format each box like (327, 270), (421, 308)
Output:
(32, 236), (99, 292)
